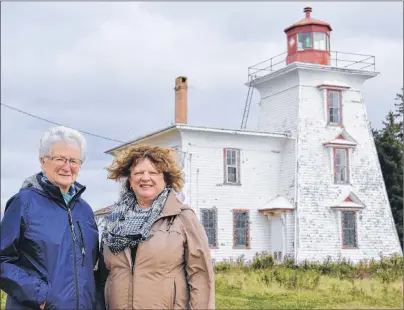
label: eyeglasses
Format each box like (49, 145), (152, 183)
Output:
(45, 156), (83, 168)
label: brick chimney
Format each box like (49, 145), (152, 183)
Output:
(174, 76), (188, 124)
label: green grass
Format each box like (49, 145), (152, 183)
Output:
(2, 253), (403, 309)
(1, 276), (402, 310)
(215, 269), (403, 309)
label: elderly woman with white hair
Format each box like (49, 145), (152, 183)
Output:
(0, 126), (99, 310)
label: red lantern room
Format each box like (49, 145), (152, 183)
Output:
(284, 7), (332, 66)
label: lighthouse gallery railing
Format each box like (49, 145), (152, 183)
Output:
(248, 51), (376, 80)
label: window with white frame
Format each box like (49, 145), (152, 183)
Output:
(334, 148), (349, 183)
(342, 211), (357, 248)
(328, 90), (342, 125)
(233, 210), (250, 248)
(200, 208), (218, 247)
(224, 148), (240, 184)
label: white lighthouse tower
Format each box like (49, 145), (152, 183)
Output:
(249, 7), (401, 262)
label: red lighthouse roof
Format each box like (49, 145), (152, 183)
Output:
(284, 7), (332, 33)
(284, 7), (332, 66)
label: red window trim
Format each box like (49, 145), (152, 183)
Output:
(223, 148), (241, 185)
(232, 209), (250, 249)
(341, 210), (359, 249)
(333, 147), (349, 184)
(326, 89), (343, 126)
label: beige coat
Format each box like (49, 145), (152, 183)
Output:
(100, 192), (215, 309)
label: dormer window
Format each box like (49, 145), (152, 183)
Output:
(297, 32), (329, 51)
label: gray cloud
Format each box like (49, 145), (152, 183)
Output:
(1, 2), (402, 211)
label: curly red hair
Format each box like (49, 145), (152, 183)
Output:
(106, 145), (184, 192)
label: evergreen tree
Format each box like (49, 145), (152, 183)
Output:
(373, 90), (403, 247)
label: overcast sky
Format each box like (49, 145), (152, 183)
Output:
(1, 2), (403, 215)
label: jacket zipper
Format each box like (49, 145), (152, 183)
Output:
(77, 221), (86, 266)
(65, 187), (85, 310)
(67, 206), (80, 310)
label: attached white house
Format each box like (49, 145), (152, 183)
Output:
(94, 7), (402, 263)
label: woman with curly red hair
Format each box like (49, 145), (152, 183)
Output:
(96, 145), (215, 309)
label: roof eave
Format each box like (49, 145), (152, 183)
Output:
(104, 125), (178, 155)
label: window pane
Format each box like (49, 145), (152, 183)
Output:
(235, 212), (249, 246)
(328, 91), (341, 123)
(342, 212), (357, 247)
(335, 149), (348, 183)
(227, 167), (237, 183)
(227, 150), (236, 165)
(297, 32), (312, 50)
(201, 209), (217, 246)
(313, 32), (326, 50)
(329, 92), (340, 108)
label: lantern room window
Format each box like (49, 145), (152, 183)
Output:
(297, 32), (312, 50)
(297, 32), (329, 51)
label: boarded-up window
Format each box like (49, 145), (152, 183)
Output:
(233, 210), (250, 248)
(224, 148), (240, 184)
(200, 208), (218, 247)
(342, 211), (357, 248)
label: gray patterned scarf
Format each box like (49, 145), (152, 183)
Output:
(102, 187), (171, 254)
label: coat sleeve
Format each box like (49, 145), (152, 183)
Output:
(0, 195), (48, 307)
(181, 209), (215, 309)
(94, 242), (109, 310)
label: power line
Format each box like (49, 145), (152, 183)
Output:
(1, 102), (125, 144)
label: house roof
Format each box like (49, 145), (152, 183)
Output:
(284, 17), (332, 33)
(330, 191), (366, 210)
(324, 129), (358, 148)
(105, 124), (291, 155)
(259, 195), (295, 212)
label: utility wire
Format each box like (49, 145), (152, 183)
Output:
(1, 102), (125, 144)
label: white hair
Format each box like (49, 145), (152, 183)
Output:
(39, 126), (87, 161)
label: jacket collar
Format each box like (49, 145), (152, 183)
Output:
(20, 172), (86, 208)
(155, 190), (182, 221)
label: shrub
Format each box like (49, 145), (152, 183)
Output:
(252, 252), (274, 270)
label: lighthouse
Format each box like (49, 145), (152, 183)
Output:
(250, 7), (401, 262)
(101, 7), (401, 264)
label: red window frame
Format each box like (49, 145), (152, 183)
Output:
(341, 210), (358, 249)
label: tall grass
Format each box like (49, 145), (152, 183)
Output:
(1, 253), (402, 309)
(214, 252), (403, 309)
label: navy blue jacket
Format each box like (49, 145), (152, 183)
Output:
(0, 173), (99, 310)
